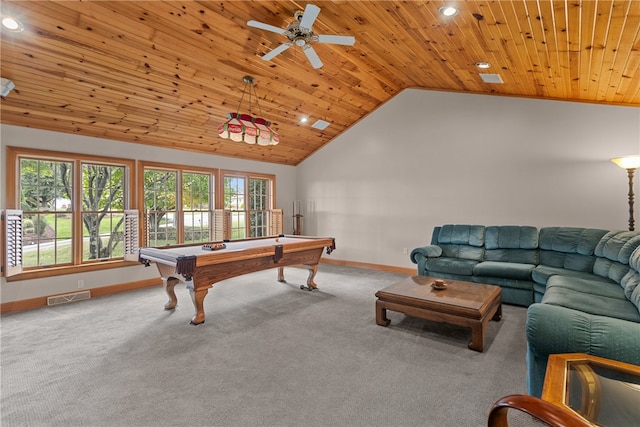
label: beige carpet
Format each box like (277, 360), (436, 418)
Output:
(1, 265), (533, 426)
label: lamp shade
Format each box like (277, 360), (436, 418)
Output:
(217, 76), (279, 146)
(217, 113), (279, 146)
(611, 156), (640, 169)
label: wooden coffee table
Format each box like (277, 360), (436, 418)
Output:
(375, 276), (502, 352)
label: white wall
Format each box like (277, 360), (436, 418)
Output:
(296, 89), (640, 270)
(3, 90), (640, 303)
(0, 125), (296, 302)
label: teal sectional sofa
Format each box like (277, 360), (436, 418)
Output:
(410, 224), (640, 397)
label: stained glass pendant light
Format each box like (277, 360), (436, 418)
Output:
(217, 76), (279, 146)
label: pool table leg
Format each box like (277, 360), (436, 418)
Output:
(186, 285), (208, 325)
(163, 277), (179, 310)
(300, 264), (319, 291)
(277, 266), (285, 282)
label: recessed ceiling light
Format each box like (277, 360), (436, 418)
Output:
(2, 16), (24, 32)
(475, 61), (491, 69)
(300, 116), (308, 124)
(439, 6), (458, 17)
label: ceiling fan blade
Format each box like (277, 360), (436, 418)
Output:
(303, 45), (323, 69)
(299, 4), (321, 30)
(262, 42), (292, 61)
(247, 20), (286, 35)
(316, 34), (356, 46)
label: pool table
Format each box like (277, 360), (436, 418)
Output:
(139, 235), (336, 325)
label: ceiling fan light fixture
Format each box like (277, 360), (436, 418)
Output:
(217, 76), (279, 146)
(439, 6), (459, 17)
(247, 3), (355, 69)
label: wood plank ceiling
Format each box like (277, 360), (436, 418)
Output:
(1, 1), (639, 166)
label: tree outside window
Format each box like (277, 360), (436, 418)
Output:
(144, 169), (178, 247)
(81, 163), (125, 260)
(6, 148), (275, 279)
(183, 172), (213, 244)
(142, 165), (216, 246)
(19, 158), (73, 267)
(16, 153), (130, 269)
(224, 176), (246, 239)
(223, 174), (273, 239)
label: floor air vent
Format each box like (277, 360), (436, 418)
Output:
(47, 290), (91, 306)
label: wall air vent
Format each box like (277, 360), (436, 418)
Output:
(47, 290), (91, 306)
(311, 119), (330, 130)
(479, 73), (504, 84)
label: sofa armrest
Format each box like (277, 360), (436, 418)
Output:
(526, 303), (640, 361)
(525, 303), (640, 396)
(410, 245), (442, 263)
(526, 304), (593, 357)
(410, 245), (443, 276)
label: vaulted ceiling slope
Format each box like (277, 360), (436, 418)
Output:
(1, 1), (639, 165)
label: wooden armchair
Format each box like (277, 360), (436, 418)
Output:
(488, 394), (592, 427)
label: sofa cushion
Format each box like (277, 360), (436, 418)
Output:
(629, 245), (640, 272)
(541, 286), (640, 323)
(437, 224), (485, 247)
(591, 230), (640, 286)
(627, 246), (640, 312)
(593, 257), (634, 285)
(631, 284), (640, 313)
(473, 261), (535, 281)
(538, 227), (608, 273)
(595, 230), (640, 263)
(472, 276), (534, 291)
(484, 225), (539, 264)
(622, 247), (640, 305)
(539, 251), (598, 272)
(485, 225), (538, 249)
(432, 225), (486, 262)
(539, 227), (608, 255)
(426, 257), (477, 276)
(621, 270), (640, 301)
(532, 265), (608, 285)
(439, 244), (484, 261)
(546, 275), (624, 299)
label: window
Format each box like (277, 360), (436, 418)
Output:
(183, 172), (212, 244)
(224, 175), (246, 239)
(4, 147), (277, 279)
(19, 157), (73, 267)
(5, 147), (134, 276)
(144, 168), (178, 246)
(222, 171), (275, 239)
(249, 178), (270, 237)
(141, 163), (216, 246)
(81, 163), (126, 261)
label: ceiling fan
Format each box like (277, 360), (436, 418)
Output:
(247, 4), (355, 69)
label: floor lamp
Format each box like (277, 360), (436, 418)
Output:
(611, 155), (640, 231)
